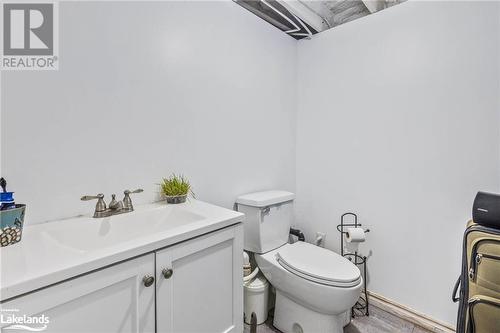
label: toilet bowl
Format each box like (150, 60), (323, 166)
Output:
(236, 190), (362, 333)
(255, 242), (362, 333)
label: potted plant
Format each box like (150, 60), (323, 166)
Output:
(160, 174), (194, 204)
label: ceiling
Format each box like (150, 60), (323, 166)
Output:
(235, 0), (406, 39)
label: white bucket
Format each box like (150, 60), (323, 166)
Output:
(244, 274), (269, 325)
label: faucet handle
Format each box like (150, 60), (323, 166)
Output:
(81, 193), (107, 216)
(124, 189), (144, 195)
(81, 193), (105, 201)
(123, 189), (143, 211)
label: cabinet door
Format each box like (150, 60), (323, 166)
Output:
(156, 225), (243, 333)
(1, 253), (155, 333)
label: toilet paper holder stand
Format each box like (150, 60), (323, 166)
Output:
(337, 212), (370, 317)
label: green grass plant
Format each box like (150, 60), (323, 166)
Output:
(160, 174), (194, 197)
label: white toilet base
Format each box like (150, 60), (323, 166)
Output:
(273, 291), (345, 333)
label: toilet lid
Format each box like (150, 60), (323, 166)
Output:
(276, 242), (361, 287)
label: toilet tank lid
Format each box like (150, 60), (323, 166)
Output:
(236, 190), (295, 207)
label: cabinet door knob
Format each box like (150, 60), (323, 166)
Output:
(162, 268), (173, 279)
(143, 275), (155, 287)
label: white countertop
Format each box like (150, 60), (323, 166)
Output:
(0, 200), (243, 301)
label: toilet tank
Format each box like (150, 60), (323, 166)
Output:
(236, 190), (295, 254)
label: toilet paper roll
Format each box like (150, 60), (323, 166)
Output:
(345, 227), (366, 243)
(345, 241), (359, 254)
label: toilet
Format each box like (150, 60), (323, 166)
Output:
(236, 190), (362, 333)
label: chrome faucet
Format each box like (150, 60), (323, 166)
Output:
(81, 189), (143, 218)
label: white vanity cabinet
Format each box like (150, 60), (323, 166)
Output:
(156, 226), (243, 333)
(1, 224), (243, 333)
(1, 253), (156, 333)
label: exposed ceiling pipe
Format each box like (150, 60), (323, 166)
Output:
(235, 0), (291, 31)
(261, 0), (301, 34)
(289, 12), (313, 39)
(276, 0), (331, 32)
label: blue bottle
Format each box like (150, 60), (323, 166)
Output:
(0, 192), (15, 210)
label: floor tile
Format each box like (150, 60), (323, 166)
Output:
(244, 308), (433, 333)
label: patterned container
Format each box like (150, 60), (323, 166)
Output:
(0, 204), (25, 247)
(165, 195), (187, 204)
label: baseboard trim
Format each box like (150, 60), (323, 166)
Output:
(367, 291), (455, 333)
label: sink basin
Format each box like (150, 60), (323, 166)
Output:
(41, 204), (205, 252)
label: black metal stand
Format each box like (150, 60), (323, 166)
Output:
(337, 213), (370, 317)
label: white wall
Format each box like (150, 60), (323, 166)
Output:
(1, 1), (297, 224)
(295, 0), (500, 326)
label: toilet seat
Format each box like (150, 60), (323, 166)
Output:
(276, 242), (361, 288)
